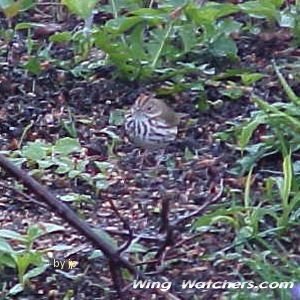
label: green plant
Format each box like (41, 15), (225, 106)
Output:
(0, 0), (36, 20)
(0, 223), (66, 295)
(10, 137), (116, 195)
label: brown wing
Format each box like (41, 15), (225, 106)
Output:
(155, 99), (180, 126)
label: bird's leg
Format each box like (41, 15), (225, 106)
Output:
(154, 148), (168, 167)
(136, 148), (149, 168)
(140, 149), (147, 167)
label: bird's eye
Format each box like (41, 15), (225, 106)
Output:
(147, 106), (153, 111)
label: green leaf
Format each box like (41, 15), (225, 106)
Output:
(281, 150), (292, 207)
(0, 0), (21, 18)
(54, 157), (74, 174)
(185, 3), (239, 25)
(8, 283), (24, 295)
(239, 0), (279, 20)
(50, 31), (72, 43)
(0, 229), (25, 242)
(94, 161), (113, 173)
(23, 57), (41, 75)
(54, 137), (81, 155)
(21, 142), (48, 161)
(37, 222), (65, 234)
(61, 0), (98, 19)
(193, 207), (244, 229)
(109, 109), (125, 126)
(0, 237), (15, 252)
(234, 226), (254, 244)
(106, 16), (144, 33)
(0, 251), (16, 268)
(60, 193), (92, 203)
(273, 62), (300, 105)
(15, 22), (45, 30)
(20, 0), (36, 11)
(209, 34), (237, 58)
(238, 115), (266, 150)
(217, 19), (242, 35)
(241, 72), (264, 85)
(37, 158), (55, 169)
(177, 23), (197, 53)
(23, 263), (48, 281)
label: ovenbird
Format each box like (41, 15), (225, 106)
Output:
(124, 93), (182, 151)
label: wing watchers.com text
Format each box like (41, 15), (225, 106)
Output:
(132, 279), (294, 292)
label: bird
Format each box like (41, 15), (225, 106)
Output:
(124, 93), (183, 165)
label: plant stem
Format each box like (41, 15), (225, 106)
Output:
(111, 0), (118, 19)
(151, 22), (174, 69)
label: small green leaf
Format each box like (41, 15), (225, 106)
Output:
(8, 283), (24, 295)
(50, 31), (72, 43)
(23, 57), (41, 75)
(109, 109), (125, 126)
(238, 116), (266, 150)
(54, 157), (74, 174)
(241, 73), (264, 85)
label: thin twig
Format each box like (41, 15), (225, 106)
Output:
(106, 198), (134, 254)
(0, 181), (47, 208)
(174, 178), (224, 226)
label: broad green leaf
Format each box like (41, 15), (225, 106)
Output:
(8, 284), (24, 295)
(106, 16), (142, 33)
(185, 3), (239, 25)
(54, 157), (74, 174)
(23, 263), (48, 281)
(61, 0), (98, 19)
(21, 142), (48, 161)
(209, 34), (237, 58)
(0, 0), (21, 18)
(239, 0), (279, 20)
(0, 229), (25, 242)
(177, 23), (197, 52)
(217, 19), (242, 35)
(0, 237), (15, 252)
(54, 137), (81, 155)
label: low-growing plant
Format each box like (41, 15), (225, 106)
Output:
(0, 222), (67, 296)
(8, 137), (116, 195)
